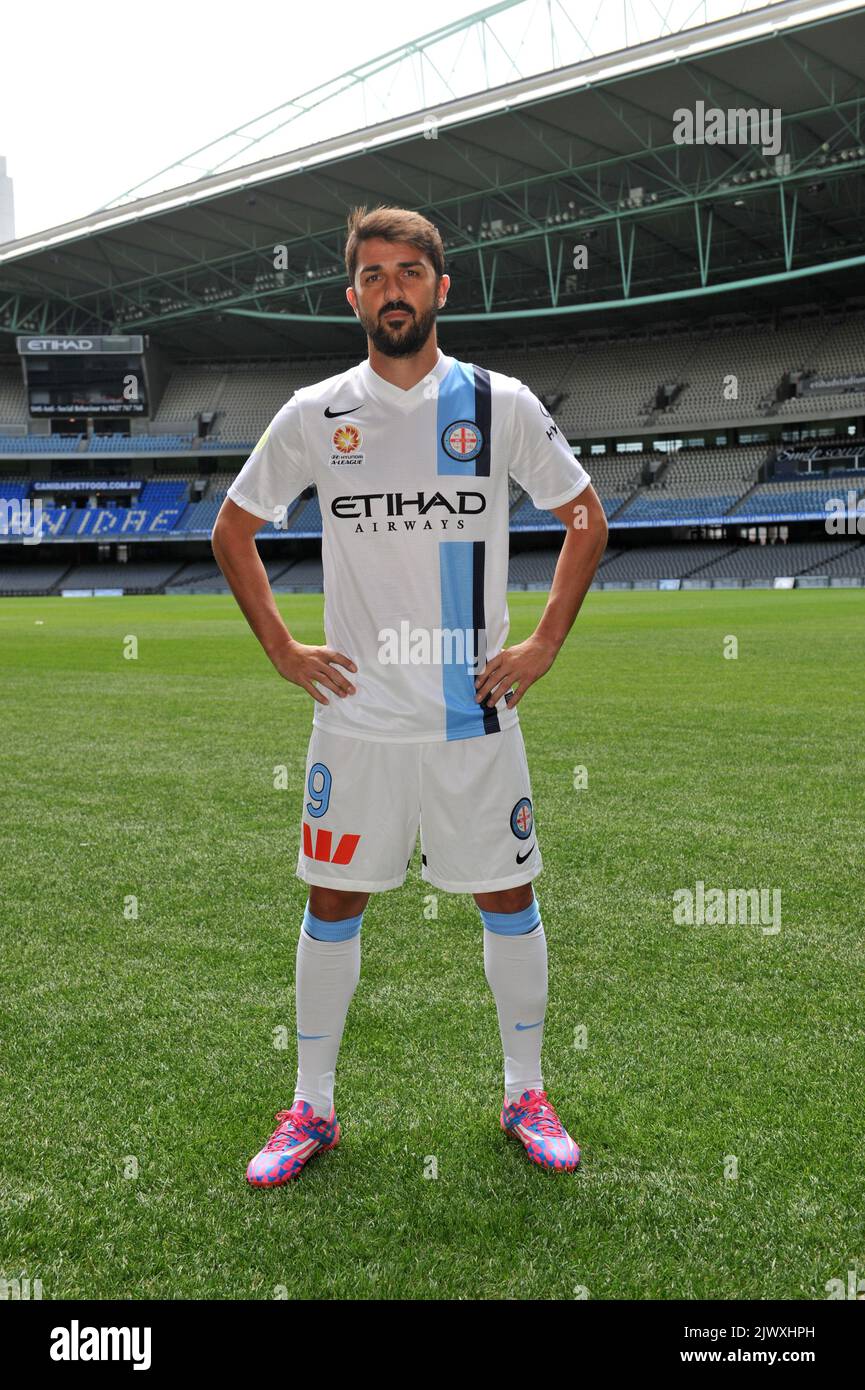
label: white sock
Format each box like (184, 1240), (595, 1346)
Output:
(293, 924), (361, 1119)
(483, 920), (548, 1104)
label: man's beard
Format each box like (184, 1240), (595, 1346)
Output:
(359, 294), (439, 357)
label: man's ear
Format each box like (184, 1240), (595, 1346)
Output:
(346, 284), (358, 315)
(438, 272), (451, 308)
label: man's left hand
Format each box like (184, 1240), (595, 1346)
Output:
(473, 635), (560, 710)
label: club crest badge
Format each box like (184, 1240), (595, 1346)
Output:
(442, 419), (483, 461)
(510, 797), (534, 839)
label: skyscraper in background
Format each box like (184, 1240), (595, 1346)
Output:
(0, 158), (15, 243)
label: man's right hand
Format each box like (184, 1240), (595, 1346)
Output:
(211, 498), (357, 705)
(269, 638), (358, 705)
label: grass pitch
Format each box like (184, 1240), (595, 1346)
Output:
(1, 588), (863, 1300)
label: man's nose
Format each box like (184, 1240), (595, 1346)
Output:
(381, 277), (408, 303)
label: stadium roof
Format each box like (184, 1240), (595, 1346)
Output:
(2, 0), (865, 359)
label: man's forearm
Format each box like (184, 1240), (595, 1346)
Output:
(533, 523), (607, 652)
(212, 529), (293, 661)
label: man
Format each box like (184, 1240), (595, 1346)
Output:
(212, 204), (608, 1186)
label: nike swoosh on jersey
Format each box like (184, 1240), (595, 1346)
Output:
(514, 1020), (544, 1030)
(324, 403), (364, 417)
(515, 843), (536, 864)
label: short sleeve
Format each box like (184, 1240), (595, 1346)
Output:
(226, 394), (312, 522)
(508, 381), (591, 509)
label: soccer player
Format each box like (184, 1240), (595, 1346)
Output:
(212, 205), (608, 1185)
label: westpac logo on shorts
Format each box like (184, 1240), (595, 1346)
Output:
(673, 881), (781, 934)
(378, 621), (485, 670)
(672, 101), (782, 157)
(50, 1320), (151, 1370)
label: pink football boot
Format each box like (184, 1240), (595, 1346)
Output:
(501, 1089), (581, 1170)
(246, 1100), (340, 1186)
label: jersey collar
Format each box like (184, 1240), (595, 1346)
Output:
(358, 348), (453, 413)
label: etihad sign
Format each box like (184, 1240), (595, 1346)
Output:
(16, 334), (144, 355)
(25, 338), (94, 352)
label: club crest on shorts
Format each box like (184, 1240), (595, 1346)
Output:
(442, 419), (483, 461)
(510, 797), (533, 839)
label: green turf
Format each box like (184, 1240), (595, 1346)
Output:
(1, 589), (863, 1300)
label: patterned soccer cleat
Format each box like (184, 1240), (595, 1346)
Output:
(500, 1088), (581, 1171)
(246, 1100), (340, 1187)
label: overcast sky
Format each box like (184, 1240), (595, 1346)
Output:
(0, 0), (809, 241)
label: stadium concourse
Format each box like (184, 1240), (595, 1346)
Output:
(1, 0), (865, 594)
(2, 310), (865, 595)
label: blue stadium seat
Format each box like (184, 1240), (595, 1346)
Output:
(509, 498), (566, 530)
(619, 493), (737, 521)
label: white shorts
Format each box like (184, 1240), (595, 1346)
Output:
(295, 721), (543, 895)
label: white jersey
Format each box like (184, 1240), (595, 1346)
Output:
(227, 348), (591, 742)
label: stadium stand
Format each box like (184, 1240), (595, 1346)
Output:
(3, 311), (846, 452)
(508, 548), (566, 587)
(164, 559), (226, 591)
(164, 556), (294, 594)
(2, 317), (865, 590)
(813, 542), (865, 575)
(653, 446), (764, 492)
(0, 562), (73, 594)
(1, 311), (864, 458)
(773, 314), (865, 418)
(592, 544), (738, 582)
(203, 473), (236, 498)
(616, 493), (738, 523)
(152, 365), (226, 427)
(691, 540), (863, 581)
(271, 558), (326, 591)
(477, 313), (865, 437)
(201, 365), (294, 443)
(89, 433), (194, 452)
(152, 359), (355, 444)
(54, 560), (186, 592)
(0, 479), (30, 504)
(138, 480), (190, 509)
(507, 477), (524, 509)
(0, 435), (83, 452)
(0, 367), (28, 423)
(285, 495), (322, 534)
(729, 478), (860, 518)
(176, 495), (227, 534)
(510, 498), (566, 529)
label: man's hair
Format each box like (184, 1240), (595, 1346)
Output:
(344, 205), (445, 285)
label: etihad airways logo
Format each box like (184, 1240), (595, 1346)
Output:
(331, 490), (486, 531)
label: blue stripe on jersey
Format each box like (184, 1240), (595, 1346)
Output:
(436, 361), (501, 739)
(436, 360), (479, 475)
(438, 539), (501, 739)
(473, 539), (501, 734)
(472, 365), (491, 477)
(440, 541), (484, 739)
